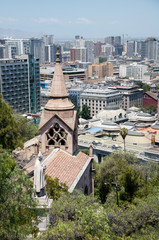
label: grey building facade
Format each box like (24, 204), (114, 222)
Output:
(0, 55), (40, 113)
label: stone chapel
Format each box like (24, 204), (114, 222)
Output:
(16, 47), (94, 195)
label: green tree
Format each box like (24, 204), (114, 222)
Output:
(120, 127), (128, 152)
(45, 175), (68, 200)
(140, 104), (157, 114)
(14, 113), (39, 143)
(95, 151), (140, 203)
(80, 104), (90, 120)
(99, 57), (107, 63)
(135, 81), (150, 93)
(0, 148), (38, 239)
(36, 191), (110, 240)
(0, 95), (23, 150)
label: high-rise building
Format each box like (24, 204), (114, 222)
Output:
(105, 36), (121, 46)
(0, 55), (40, 113)
(30, 38), (45, 64)
(94, 41), (101, 57)
(141, 37), (159, 62)
(85, 40), (94, 63)
(42, 35), (54, 45)
(44, 44), (62, 63)
(126, 41), (136, 57)
(70, 47), (86, 62)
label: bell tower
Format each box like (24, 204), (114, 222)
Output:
(39, 47), (78, 155)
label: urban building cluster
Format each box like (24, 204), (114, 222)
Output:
(0, 34), (159, 118)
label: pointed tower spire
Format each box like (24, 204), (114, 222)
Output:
(44, 46), (74, 110)
(39, 45), (78, 155)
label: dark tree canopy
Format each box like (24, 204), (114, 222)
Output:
(0, 94), (23, 150)
(0, 148), (38, 239)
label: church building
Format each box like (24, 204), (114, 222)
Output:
(21, 47), (94, 194)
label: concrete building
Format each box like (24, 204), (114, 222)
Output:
(68, 88), (82, 107)
(119, 63), (148, 80)
(0, 55), (40, 113)
(40, 65), (86, 82)
(30, 38), (45, 64)
(109, 85), (143, 110)
(141, 37), (159, 62)
(80, 88), (122, 117)
(85, 40), (94, 63)
(70, 47), (87, 62)
(4, 39), (31, 58)
(44, 44), (62, 63)
(42, 35), (54, 45)
(105, 36), (121, 46)
(94, 41), (101, 58)
(88, 62), (113, 78)
(101, 44), (115, 57)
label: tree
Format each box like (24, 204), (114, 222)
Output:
(120, 127), (128, 152)
(135, 81), (150, 93)
(99, 57), (107, 63)
(14, 113), (39, 143)
(0, 95), (23, 150)
(0, 148), (38, 239)
(36, 191), (110, 240)
(80, 104), (90, 120)
(94, 151), (140, 203)
(45, 175), (68, 200)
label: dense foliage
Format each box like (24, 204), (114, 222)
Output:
(45, 175), (68, 200)
(36, 191), (110, 240)
(14, 113), (39, 143)
(80, 104), (90, 119)
(95, 151), (159, 239)
(0, 95), (23, 150)
(0, 148), (38, 239)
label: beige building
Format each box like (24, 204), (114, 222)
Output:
(88, 62), (113, 78)
(80, 88), (123, 117)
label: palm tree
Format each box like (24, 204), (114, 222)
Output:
(120, 127), (128, 152)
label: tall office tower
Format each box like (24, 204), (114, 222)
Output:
(105, 36), (114, 45)
(42, 35), (54, 45)
(114, 36), (121, 45)
(0, 55), (40, 113)
(70, 47), (86, 62)
(85, 40), (94, 63)
(30, 38), (45, 64)
(94, 41), (101, 57)
(44, 44), (62, 63)
(141, 37), (159, 61)
(101, 44), (115, 57)
(126, 41), (136, 57)
(74, 36), (85, 48)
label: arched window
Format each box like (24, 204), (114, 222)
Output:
(46, 123), (67, 146)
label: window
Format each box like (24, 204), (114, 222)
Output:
(46, 123), (67, 146)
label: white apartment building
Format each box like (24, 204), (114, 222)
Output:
(119, 63), (148, 80)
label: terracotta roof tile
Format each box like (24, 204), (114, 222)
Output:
(45, 150), (89, 188)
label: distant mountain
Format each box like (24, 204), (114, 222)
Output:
(0, 27), (44, 39)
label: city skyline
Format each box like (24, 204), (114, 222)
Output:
(0, 0), (159, 40)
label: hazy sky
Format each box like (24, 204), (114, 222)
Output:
(0, 0), (159, 39)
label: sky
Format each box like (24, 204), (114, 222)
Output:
(0, 0), (159, 40)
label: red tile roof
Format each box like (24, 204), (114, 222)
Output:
(45, 150), (89, 188)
